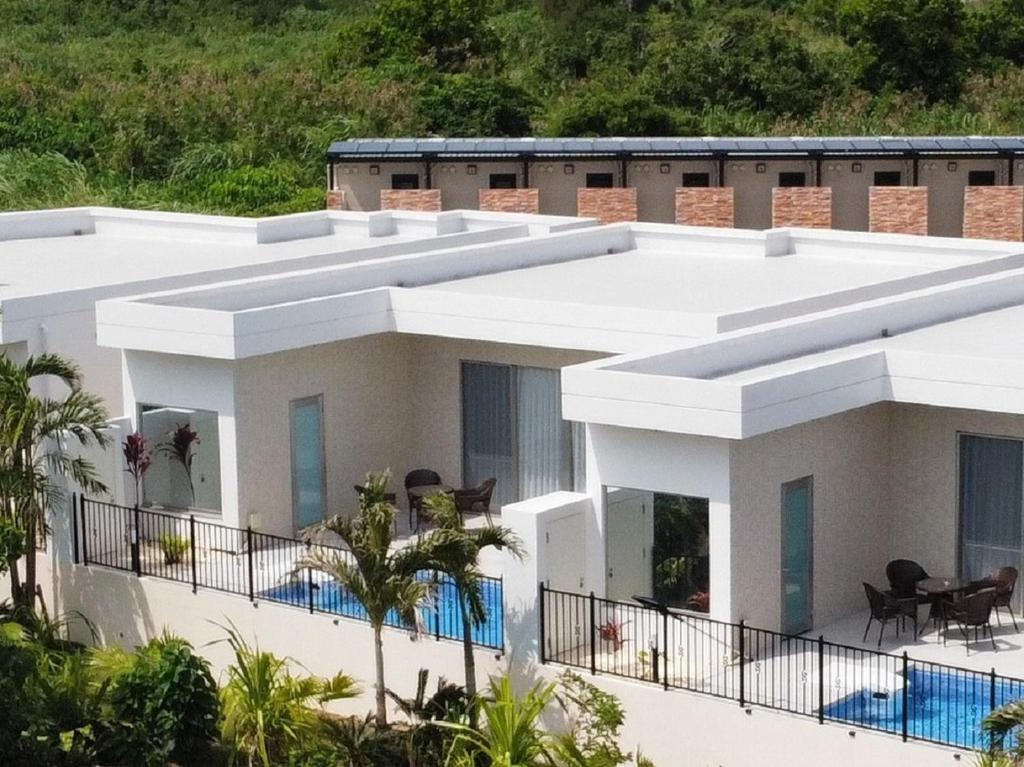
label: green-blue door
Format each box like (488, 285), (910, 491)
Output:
(291, 396), (325, 530)
(782, 477), (813, 635)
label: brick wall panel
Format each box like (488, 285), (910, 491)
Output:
(674, 187), (735, 227)
(478, 188), (540, 214)
(868, 187), (928, 236)
(379, 189), (443, 212)
(771, 187), (833, 229)
(326, 190), (346, 210)
(963, 186), (1024, 241)
(576, 188), (638, 224)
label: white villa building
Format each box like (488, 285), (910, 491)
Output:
(9, 205), (1024, 765)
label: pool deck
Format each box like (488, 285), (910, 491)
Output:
(818, 606), (1024, 678)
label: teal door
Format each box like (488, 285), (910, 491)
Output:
(781, 477), (813, 634)
(291, 396), (325, 530)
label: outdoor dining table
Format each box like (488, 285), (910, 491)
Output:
(407, 484), (454, 531)
(917, 577), (970, 636)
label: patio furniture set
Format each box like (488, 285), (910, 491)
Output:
(355, 470), (497, 532)
(862, 560), (1019, 654)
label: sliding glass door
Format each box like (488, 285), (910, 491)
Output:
(462, 362), (577, 508)
(959, 434), (1023, 588)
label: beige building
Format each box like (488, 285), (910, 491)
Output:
(327, 137), (1024, 238)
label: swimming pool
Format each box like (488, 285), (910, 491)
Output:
(259, 572), (504, 650)
(825, 665), (1024, 749)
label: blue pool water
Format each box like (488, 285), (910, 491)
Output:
(825, 666), (1024, 748)
(259, 573), (504, 650)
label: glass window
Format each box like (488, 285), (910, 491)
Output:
(391, 173), (420, 190)
(585, 173), (614, 188)
(873, 171), (902, 186)
(968, 170), (997, 186)
(291, 396), (326, 529)
(489, 173), (517, 189)
(778, 172), (807, 187)
(139, 405), (221, 512)
(682, 172), (711, 188)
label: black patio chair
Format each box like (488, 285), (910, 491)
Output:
(988, 566), (1019, 631)
(404, 469), (442, 530)
(942, 587), (998, 654)
(454, 477), (497, 524)
(863, 582), (918, 649)
(885, 559), (930, 604)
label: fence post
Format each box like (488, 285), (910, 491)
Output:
(307, 568), (315, 614)
(80, 497), (89, 566)
(131, 504), (141, 576)
(436, 573), (444, 643)
(817, 635), (825, 725)
(538, 582), (546, 665)
(901, 652), (909, 742)
(990, 667), (998, 751)
(71, 493), (79, 565)
(189, 515), (197, 594)
(738, 619), (746, 707)
(589, 591), (596, 676)
(662, 608), (669, 691)
(246, 527), (255, 602)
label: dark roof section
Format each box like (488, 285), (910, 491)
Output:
(328, 136), (1024, 159)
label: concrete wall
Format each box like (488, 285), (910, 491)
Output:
(531, 160), (621, 217)
(231, 335), (601, 536)
(627, 159), (718, 223)
(724, 159), (817, 229)
(888, 403), (1024, 578)
(821, 159), (913, 231)
(729, 404), (893, 630)
(433, 161), (525, 210)
(332, 161), (427, 211)
(918, 157), (1007, 237)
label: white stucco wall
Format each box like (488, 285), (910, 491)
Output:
(231, 334), (602, 536)
(729, 404), (893, 630)
(889, 403), (1024, 577)
(586, 424), (732, 621)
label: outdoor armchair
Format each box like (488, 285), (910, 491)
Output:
(454, 477), (497, 524)
(942, 588), (998, 654)
(863, 582), (918, 649)
(885, 559), (930, 604)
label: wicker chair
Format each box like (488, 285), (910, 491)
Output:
(863, 582), (918, 648)
(942, 588), (998, 654)
(404, 469), (442, 530)
(988, 566), (1019, 631)
(454, 477), (497, 524)
(885, 559), (930, 604)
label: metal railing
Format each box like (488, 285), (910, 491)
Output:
(539, 584), (1024, 751)
(73, 495), (504, 651)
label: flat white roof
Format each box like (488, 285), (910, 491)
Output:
(94, 223), (1024, 359)
(0, 206), (587, 343)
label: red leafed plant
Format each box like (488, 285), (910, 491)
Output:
(122, 432), (152, 508)
(686, 590), (710, 613)
(159, 423), (200, 504)
(598, 617), (630, 652)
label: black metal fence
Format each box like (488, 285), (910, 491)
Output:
(540, 584), (1024, 751)
(73, 496), (504, 651)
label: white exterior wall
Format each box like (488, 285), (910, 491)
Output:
(729, 404), (893, 631)
(122, 350), (240, 527)
(229, 335), (601, 536)
(586, 424), (732, 621)
(889, 403), (1024, 577)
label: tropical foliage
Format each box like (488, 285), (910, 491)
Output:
(0, 353), (109, 610)
(4, 0), (1024, 214)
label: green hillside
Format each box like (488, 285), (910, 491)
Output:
(2, 0), (1023, 214)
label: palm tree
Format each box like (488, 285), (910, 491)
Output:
(0, 353), (109, 610)
(983, 700), (1024, 765)
(297, 471), (434, 727)
(217, 622), (359, 767)
(422, 492), (522, 702)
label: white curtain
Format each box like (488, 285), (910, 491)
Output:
(517, 367), (569, 501)
(960, 435), (1023, 589)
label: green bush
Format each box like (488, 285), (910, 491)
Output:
(94, 633), (220, 767)
(158, 533), (189, 565)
